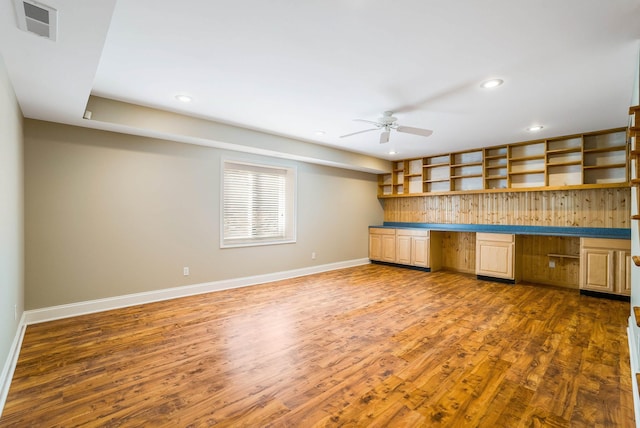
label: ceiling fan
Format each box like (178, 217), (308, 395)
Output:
(340, 111), (433, 144)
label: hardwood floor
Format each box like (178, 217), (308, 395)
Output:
(1, 265), (634, 427)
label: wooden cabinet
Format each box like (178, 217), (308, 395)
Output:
(371, 228), (631, 296)
(580, 238), (630, 296)
(622, 251), (632, 295)
(369, 228), (396, 263)
(378, 127), (628, 197)
(369, 228), (437, 270)
(476, 233), (521, 282)
(396, 229), (430, 268)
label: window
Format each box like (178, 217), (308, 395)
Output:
(221, 160), (296, 247)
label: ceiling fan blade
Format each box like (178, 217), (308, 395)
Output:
(396, 125), (433, 137)
(354, 119), (381, 126)
(339, 128), (378, 138)
(379, 130), (390, 144)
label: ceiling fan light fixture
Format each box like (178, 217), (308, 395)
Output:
(340, 111), (433, 143)
(527, 125), (544, 132)
(481, 79), (504, 89)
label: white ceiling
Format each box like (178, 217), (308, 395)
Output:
(2, 0), (640, 162)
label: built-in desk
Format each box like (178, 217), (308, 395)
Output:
(369, 223), (631, 299)
(380, 222), (631, 240)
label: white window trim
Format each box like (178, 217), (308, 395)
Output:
(220, 158), (297, 248)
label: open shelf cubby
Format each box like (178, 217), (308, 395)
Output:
(378, 127), (629, 197)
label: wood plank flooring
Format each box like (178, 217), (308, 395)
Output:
(1, 265), (634, 427)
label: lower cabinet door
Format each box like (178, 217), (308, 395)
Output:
(412, 236), (430, 268)
(396, 235), (412, 265)
(619, 250), (632, 296)
(580, 248), (614, 293)
(476, 240), (514, 279)
(369, 233), (382, 261)
(396, 229), (430, 268)
(381, 234), (397, 263)
(579, 238), (630, 296)
(369, 228), (397, 263)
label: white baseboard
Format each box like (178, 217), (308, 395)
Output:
(0, 313), (27, 418)
(24, 258), (370, 325)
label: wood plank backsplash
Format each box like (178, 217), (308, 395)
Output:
(382, 188), (630, 229)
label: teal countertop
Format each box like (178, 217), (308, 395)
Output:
(372, 222), (630, 240)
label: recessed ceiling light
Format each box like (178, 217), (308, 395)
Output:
(481, 79), (504, 89)
(314, 131), (326, 136)
(527, 125), (544, 132)
(175, 94), (192, 103)
(388, 150), (398, 155)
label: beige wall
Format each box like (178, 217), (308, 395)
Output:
(24, 120), (383, 309)
(0, 56), (23, 376)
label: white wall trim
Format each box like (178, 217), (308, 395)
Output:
(24, 258), (370, 325)
(0, 313), (27, 418)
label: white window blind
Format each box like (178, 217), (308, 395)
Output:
(222, 160), (296, 247)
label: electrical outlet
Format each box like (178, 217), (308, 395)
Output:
(311, 252), (316, 260)
(549, 260), (555, 268)
(183, 267), (190, 276)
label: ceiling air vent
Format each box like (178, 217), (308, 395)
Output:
(14, 0), (57, 41)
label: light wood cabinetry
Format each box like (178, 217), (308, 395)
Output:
(451, 150), (483, 191)
(423, 155), (451, 193)
(392, 161), (404, 195)
(582, 132), (628, 185)
(378, 173), (392, 197)
(371, 227), (631, 296)
(476, 233), (521, 282)
(378, 127), (628, 197)
(623, 251), (631, 295)
(369, 228), (396, 263)
(369, 228), (439, 270)
(405, 158), (424, 194)
(628, 106), (640, 225)
(580, 238), (630, 296)
(546, 137), (583, 186)
(396, 229), (430, 268)
(508, 140), (546, 189)
(483, 146), (508, 190)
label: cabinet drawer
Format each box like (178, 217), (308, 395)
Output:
(476, 232), (514, 243)
(396, 228), (429, 238)
(581, 237), (629, 251)
(370, 228), (396, 235)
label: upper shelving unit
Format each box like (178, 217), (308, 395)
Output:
(378, 127), (629, 197)
(628, 106), (640, 222)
